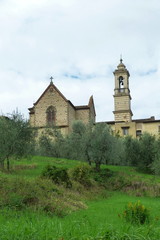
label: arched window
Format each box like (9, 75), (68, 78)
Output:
(46, 106), (56, 126)
(119, 76), (124, 88)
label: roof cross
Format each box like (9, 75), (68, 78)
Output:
(50, 76), (53, 84)
(120, 54), (123, 63)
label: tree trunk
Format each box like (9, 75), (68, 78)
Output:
(95, 162), (100, 172)
(7, 157), (10, 171)
(88, 160), (92, 166)
(86, 152), (92, 166)
(0, 160), (4, 169)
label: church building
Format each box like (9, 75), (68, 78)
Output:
(28, 77), (96, 135)
(29, 60), (160, 138)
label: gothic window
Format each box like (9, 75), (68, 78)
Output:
(46, 106), (56, 126)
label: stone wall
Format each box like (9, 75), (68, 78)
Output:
(114, 111), (132, 122)
(76, 109), (89, 124)
(114, 95), (131, 111)
(142, 122), (160, 136)
(68, 103), (76, 132)
(115, 121), (136, 137)
(89, 102), (96, 123)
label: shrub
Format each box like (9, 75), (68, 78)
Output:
(92, 168), (114, 186)
(69, 164), (92, 187)
(123, 201), (150, 224)
(42, 165), (72, 188)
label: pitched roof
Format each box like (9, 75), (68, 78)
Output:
(28, 81), (96, 117)
(33, 82), (68, 106)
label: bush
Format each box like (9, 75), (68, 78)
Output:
(92, 168), (114, 187)
(69, 164), (92, 187)
(42, 165), (72, 188)
(123, 201), (150, 224)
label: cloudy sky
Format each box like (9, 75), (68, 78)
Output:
(0, 0), (160, 122)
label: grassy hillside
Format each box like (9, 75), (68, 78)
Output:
(1, 156), (160, 239)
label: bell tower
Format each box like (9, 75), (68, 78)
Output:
(113, 59), (133, 122)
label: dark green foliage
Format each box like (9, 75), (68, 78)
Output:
(72, 120), (86, 135)
(38, 135), (55, 157)
(123, 201), (150, 224)
(42, 165), (72, 187)
(108, 137), (125, 166)
(122, 133), (160, 174)
(36, 121), (122, 171)
(65, 121), (87, 161)
(151, 137), (160, 175)
(37, 120), (160, 175)
(88, 124), (114, 171)
(138, 133), (156, 173)
(92, 168), (114, 186)
(70, 164), (92, 187)
(37, 121), (117, 171)
(124, 136), (140, 166)
(37, 127), (69, 159)
(0, 112), (34, 170)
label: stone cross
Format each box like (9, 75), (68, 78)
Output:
(50, 76), (53, 83)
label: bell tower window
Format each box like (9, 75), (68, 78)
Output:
(119, 76), (124, 92)
(46, 106), (56, 126)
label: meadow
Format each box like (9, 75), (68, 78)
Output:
(1, 156), (160, 240)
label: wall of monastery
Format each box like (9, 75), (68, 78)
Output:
(142, 122), (160, 136)
(76, 109), (89, 124)
(68, 103), (76, 132)
(115, 121), (136, 137)
(89, 104), (96, 123)
(29, 114), (35, 126)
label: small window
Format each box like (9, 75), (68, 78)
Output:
(122, 127), (129, 136)
(46, 106), (56, 126)
(136, 130), (142, 137)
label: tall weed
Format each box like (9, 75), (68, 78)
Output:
(123, 201), (150, 225)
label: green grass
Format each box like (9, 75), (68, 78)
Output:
(1, 156), (160, 183)
(0, 156), (83, 179)
(1, 156), (160, 239)
(0, 192), (160, 239)
(107, 165), (160, 182)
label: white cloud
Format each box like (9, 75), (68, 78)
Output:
(0, 0), (160, 121)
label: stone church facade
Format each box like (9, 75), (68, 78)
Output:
(28, 79), (96, 135)
(29, 60), (160, 138)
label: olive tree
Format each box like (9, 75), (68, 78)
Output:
(86, 123), (114, 171)
(0, 113), (34, 170)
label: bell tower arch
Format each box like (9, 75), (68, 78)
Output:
(113, 59), (133, 122)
